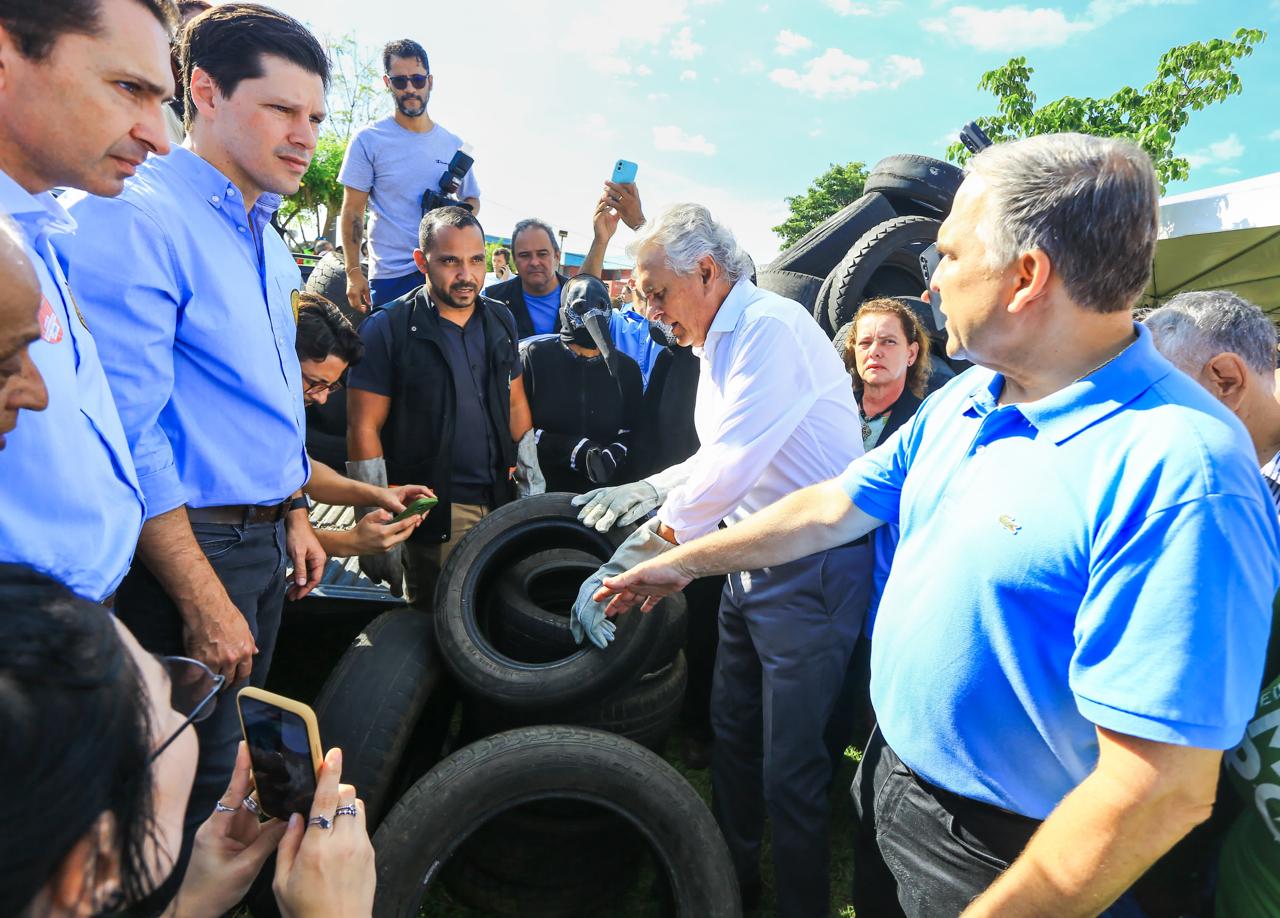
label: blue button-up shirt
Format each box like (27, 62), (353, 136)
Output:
(56, 147), (308, 516)
(839, 324), (1280, 819)
(0, 170), (145, 601)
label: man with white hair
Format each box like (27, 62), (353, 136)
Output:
(571, 203), (870, 916)
(596, 135), (1280, 915)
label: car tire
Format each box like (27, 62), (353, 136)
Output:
(865, 154), (965, 215)
(302, 249), (367, 327)
(488, 549), (601, 663)
(825, 216), (941, 331)
(766, 191), (899, 278)
(372, 726), (741, 917)
(755, 269), (825, 315)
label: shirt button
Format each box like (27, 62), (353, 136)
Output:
(210, 194), (219, 204)
(238, 226), (246, 233)
(410, 326), (417, 331)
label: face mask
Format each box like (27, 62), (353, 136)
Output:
(559, 275), (616, 361)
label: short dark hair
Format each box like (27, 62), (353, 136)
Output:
(295, 293), (364, 367)
(383, 38), (429, 74)
(419, 207), (486, 253)
(0, 0), (177, 60)
(177, 0), (211, 19)
(0, 565), (157, 915)
(180, 3), (330, 128)
(492, 246), (511, 261)
(512, 218), (559, 255)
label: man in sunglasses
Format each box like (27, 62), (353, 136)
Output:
(338, 38), (481, 312)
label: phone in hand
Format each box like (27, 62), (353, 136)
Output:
(388, 496), (438, 523)
(237, 687), (323, 819)
(611, 159), (638, 184)
(919, 243), (946, 333)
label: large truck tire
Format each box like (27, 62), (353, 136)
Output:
(825, 216), (940, 331)
(766, 191), (898, 278)
(865, 154), (965, 216)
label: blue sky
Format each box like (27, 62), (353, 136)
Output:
(270, 0), (1280, 264)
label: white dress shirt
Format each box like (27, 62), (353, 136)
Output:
(657, 277), (863, 543)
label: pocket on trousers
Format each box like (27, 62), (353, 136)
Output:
(946, 811), (1014, 872)
(191, 524), (244, 562)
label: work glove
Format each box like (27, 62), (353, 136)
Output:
(572, 463), (690, 532)
(514, 429), (546, 498)
(570, 518), (674, 648)
(581, 440), (628, 486)
(345, 457), (405, 597)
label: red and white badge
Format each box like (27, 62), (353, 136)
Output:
(37, 296), (63, 343)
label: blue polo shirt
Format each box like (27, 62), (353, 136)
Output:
(840, 324), (1280, 819)
(524, 286), (561, 336)
(0, 169), (145, 601)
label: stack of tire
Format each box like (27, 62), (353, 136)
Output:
(756, 153), (973, 386)
(308, 493), (711, 917)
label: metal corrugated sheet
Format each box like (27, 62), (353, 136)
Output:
(305, 503), (400, 603)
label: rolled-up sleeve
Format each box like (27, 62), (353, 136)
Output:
(659, 316), (820, 542)
(58, 198), (187, 517)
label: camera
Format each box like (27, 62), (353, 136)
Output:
(421, 148), (476, 215)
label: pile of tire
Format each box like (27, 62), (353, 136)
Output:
(756, 153), (972, 386)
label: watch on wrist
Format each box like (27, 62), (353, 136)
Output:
(288, 496), (311, 513)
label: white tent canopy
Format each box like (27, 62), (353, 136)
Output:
(1144, 171), (1280, 315)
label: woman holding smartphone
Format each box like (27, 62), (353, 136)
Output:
(0, 564), (375, 917)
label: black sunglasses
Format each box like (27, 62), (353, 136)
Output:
(147, 655), (225, 764)
(388, 74), (429, 90)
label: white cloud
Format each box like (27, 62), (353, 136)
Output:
(670, 26), (704, 60)
(743, 58), (765, 74)
(636, 64), (653, 76)
(1215, 166), (1242, 176)
(924, 0), (1194, 52)
(1267, 128), (1280, 141)
(759, 3), (770, 10)
(1184, 133), (1246, 169)
(653, 125), (718, 155)
(558, 0), (698, 77)
(591, 58), (633, 76)
(647, 91), (671, 102)
(770, 48), (923, 98)
(825, 0), (902, 14)
(775, 29), (813, 56)
(809, 127), (825, 137)
(680, 69), (699, 81)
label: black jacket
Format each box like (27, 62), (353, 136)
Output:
(632, 345), (701, 479)
(484, 273), (570, 339)
(377, 291), (520, 544)
(871, 389), (923, 448)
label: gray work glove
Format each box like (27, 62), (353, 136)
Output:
(570, 518), (674, 649)
(514, 429), (546, 498)
(572, 463), (690, 532)
(345, 457), (404, 597)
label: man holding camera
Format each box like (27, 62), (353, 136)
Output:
(339, 38), (480, 312)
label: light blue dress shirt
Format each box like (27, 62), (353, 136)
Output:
(56, 147), (308, 517)
(0, 170), (145, 601)
(607, 309), (662, 387)
(839, 324), (1280, 819)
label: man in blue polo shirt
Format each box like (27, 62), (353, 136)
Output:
(597, 133), (1280, 916)
(0, 0), (175, 601)
(484, 218), (569, 338)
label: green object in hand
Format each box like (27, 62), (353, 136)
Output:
(388, 497), (437, 523)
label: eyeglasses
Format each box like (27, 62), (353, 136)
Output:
(388, 74), (429, 90)
(147, 655), (224, 764)
(302, 373), (344, 395)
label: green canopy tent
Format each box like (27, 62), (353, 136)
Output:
(1143, 171), (1280, 316)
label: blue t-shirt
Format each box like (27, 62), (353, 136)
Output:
(839, 324), (1280, 819)
(524, 286), (561, 336)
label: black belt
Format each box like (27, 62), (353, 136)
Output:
(187, 502), (289, 525)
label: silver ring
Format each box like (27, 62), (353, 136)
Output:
(213, 801), (238, 814)
(241, 796), (259, 814)
(335, 804), (359, 818)
(308, 815), (333, 830)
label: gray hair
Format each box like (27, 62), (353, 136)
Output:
(1144, 290), (1277, 380)
(627, 203), (753, 284)
(511, 218), (559, 254)
(966, 133), (1159, 314)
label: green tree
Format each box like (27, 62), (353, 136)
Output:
(946, 28), (1266, 189)
(772, 161), (868, 248)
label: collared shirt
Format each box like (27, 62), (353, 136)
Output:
(0, 169), (145, 601)
(56, 147), (308, 516)
(607, 309), (662, 387)
(658, 278), (863, 543)
(436, 309), (497, 493)
(839, 324), (1280, 819)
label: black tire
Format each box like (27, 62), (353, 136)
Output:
(312, 609), (443, 829)
(640, 589), (687, 674)
(434, 493), (670, 711)
(755, 269), (824, 314)
(865, 154), (965, 215)
(466, 651), (689, 751)
(302, 249), (367, 327)
(766, 191), (899, 278)
(825, 216), (940, 331)
(489, 548), (601, 663)
(372, 726), (741, 917)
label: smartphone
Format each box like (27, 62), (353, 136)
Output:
(611, 159), (638, 184)
(389, 495), (438, 523)
(237, 687), (323, 820)
(919, 243), (946, 333)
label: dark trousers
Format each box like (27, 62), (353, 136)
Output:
(370, 270), (421, 307)
(681, 575), (724, 738)
(852, 729), (1148, 918)
(710, 542), (871, 918)
(115, 519), (287, 844)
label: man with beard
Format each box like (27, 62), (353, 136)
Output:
(339, 39), (481, 311)
(347, 207), (542, 608)
(55, 2), (329, 868)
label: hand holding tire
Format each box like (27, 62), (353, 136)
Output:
(274, 748), (375, 918)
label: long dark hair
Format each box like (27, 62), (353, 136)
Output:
(0, 565), (158, 915)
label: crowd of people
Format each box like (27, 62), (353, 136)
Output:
(0, 1), (1277, 917)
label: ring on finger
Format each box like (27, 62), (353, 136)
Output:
(241, 796), (259, 814)
(335, 803), (359, 818)
(308, 815), (333, 830)
(213, 801), (238, 814)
